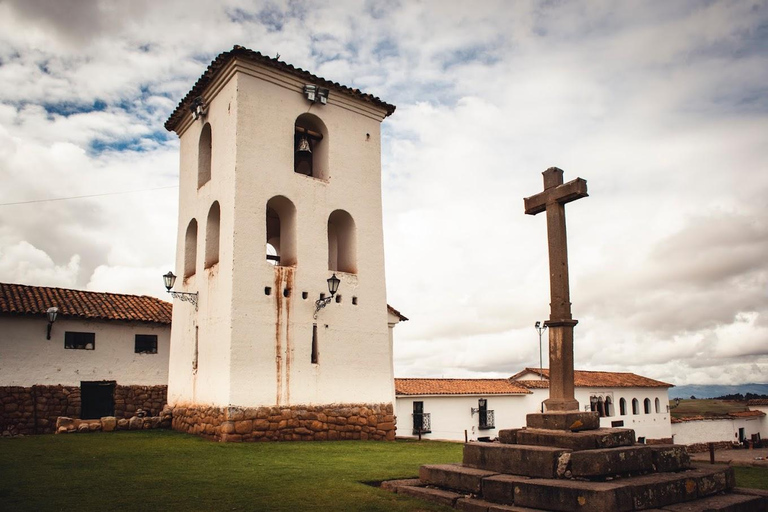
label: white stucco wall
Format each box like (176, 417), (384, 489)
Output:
(168, 58), (394, 408)
(0, 315), (170, 386)
(672, 417), (765, 445)
(396, 395), (526, 442)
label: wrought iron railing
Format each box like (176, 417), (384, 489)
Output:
(479, 409), (495, 430)
(412, 412), (431, 434)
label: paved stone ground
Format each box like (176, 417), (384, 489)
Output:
(689, 447), (768, 467)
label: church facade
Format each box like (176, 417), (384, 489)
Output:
(163, 46), (398, 441)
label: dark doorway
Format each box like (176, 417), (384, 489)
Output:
(81, 381), (116, 419)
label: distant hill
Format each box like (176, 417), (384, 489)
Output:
(669, 383), (768, 399)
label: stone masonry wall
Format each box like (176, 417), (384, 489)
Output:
(171, 403), (396, 442)
(0, 384), (167, 436)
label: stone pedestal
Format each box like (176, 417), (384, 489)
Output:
(385, 419), (767, 511)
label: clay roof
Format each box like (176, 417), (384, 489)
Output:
(387, 304), (408, 322)
(672, 410), (766, 423)
(0, 282), (172, 325)
(395, 378), (531, 396)
(728, 410), (765, 418)
(165, 45), (396, 132)
(747, 399), (768, 406)
(512, 368), (673, 388)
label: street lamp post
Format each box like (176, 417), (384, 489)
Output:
(534, 321), (548, 380)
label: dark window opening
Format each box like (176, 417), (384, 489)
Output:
(294, 115), (327, 179)
(135, 334), (158, 354)
(632, 398), (639, 415)
(283, 288), (290, 298)
(335, 294), (342, 303)
(265, 287), (272, 295)
(412, 401), (431, 434)
(620, 398), (627, 415)
(311, 324), (318, 364)
(352, 296), (358, 305)
(611, 420), (624, 428)
(65, 332), (95, 350)
(302, 291), (308, 300)
(644, 398), (651, 414)
(478, 398), (495, 430)
(590, 396), (607, 418)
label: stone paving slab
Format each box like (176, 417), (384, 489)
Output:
(650, 445), (692, 473)
(514, 427), (636, 450)
(420, 463), (500, 494)
(379, 478), (422, 492)
(660, 492), (767, 511)
(396, 485), (462, 507)
(570, 445), (654, 478)
(463, 441), (570, 478)
(526, 411), (600, 431)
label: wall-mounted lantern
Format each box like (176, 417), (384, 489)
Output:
(46, 307), (58, 340)
(163, 271), (199, 310)
(313, 274), (340, 319)
(189, 96), (208, 120)
(303, 84), (329, 105)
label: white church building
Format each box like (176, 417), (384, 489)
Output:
(161, 46), (398, 441)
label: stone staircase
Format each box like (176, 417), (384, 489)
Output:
(383, 412), (768, 511)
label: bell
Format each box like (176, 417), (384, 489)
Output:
(296, 135), (312, 154)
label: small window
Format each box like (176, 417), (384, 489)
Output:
(311, 324), (318, 364)
(65, 332), (95, 350)
(619, 398), (627, 415)
(655, 397), (661, 413)
(644, 398), (651, 414)
(135, 335), (158, 354)
(611, 420), (624, 428)
(632, 398), (639, 415)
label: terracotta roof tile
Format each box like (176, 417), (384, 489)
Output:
(728, 410), (765, 418)
(512, 368), (672, 388)
(395, 378), (530, 396)
(165, 46), (396, 132)
(672, 410), (765, 423)
(0, 282), (172, 325)
(387, 304), (408, 322)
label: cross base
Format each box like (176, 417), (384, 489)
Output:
(542, 398), (580, 412)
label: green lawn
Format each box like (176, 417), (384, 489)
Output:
(733, 466), (768, 491)
(0, 430), (462, 512)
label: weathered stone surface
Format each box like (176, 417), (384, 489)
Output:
(396, 485), (460, 507)
(525, 411), (600, 431)
(510, 477), (634, 512)
(56, 416), (74, 430)
(464, 442), (570, 478)
(128, 416), (143, 430)
(419, 463), (499, 493)
(627, 471), (700, 509)
(498, 429), (520, 444)
(661, 492), (767, 511)
(481, 474), (533, 505)
(117, 418), (129, 429)
(77, 423), (89, 433)
(379, 478), (422, 492)
(456, 497), (542, 511)
(649, 444), (692, 473)
(101, 416), (117, 432)
(687, 466), (735, 497)
(570, 445), (654, 478)
(515, 427), (635, 450)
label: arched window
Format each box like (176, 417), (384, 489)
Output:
(328, 209), (356, 273)
(184, 219), (198, 278)
(266, 196), (297, 266)
(205, 201), (220, 268)
(655, 397), (661, 414)
(644, 398), (651, 414)
(605, 396), (613, 417)
(198, 123), (212, 188)
(632, 398), (639, 415)
(294, 113), (328, 180)
(619, 398), (626, 416)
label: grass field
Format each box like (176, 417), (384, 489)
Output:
(670, 399), (748, 419)
(733, 467), (768, 490)
(0, 430), (462, 512)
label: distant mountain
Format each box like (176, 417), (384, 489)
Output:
(669, 383), (768, 399)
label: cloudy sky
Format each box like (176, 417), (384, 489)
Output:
(1, 0), (766, 386)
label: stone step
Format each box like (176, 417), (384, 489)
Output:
(500, 427), (636, 450)
(526, 411), (600, 431)
(463, 442), (571, 478)
(659, 492), (766, 511)
(650, 445), (692, 473)
(420, 463), (500, 494)
(570, 445), (654, 478)
(395, 485), (462, 508)
(480, 465), (734, 512)
(455, 497), (542, 511)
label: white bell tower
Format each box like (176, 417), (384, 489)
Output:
(163, 46), (397, 441)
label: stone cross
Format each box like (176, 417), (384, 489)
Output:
(524, 167), (588, 412)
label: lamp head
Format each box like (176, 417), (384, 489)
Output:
(327, 273), (340, 297)
(535, 321), (540, 329)
(46, 307), (59, 324)
(163, 271), (177, 291)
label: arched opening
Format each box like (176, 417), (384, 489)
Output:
(184, 219), (198, 278)
(644, 398), (651, 414)
(294, 113), (328, 179)
(655, 397), (661, 414)
(619, 398), (626, 416)
(266, 196), (297, 266)
(632, 398), (639, 415)
(205, 201), (220, 268)
(327, 209), (356, 273)
(605, 396), (613, 417)
(198, 123), (212, 188)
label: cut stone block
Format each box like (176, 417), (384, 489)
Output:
(502, 476), (635, 512)
(379, 478), (422, 492)
(463, 442), (571, 478)
(526, 411), (600, 431)
(498, 429), (520, 444)
(649, 444), (692, 473)
(395, 485), (461, 507)
(481, 474), (534, 505)
(420, 463), (499, 494)
(570, 445), (654, 478)
(626, 471), (700, 510)
(661, 492), (767, 511)
(687, 465), (735, 497)
(515, 427), (635, 450)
